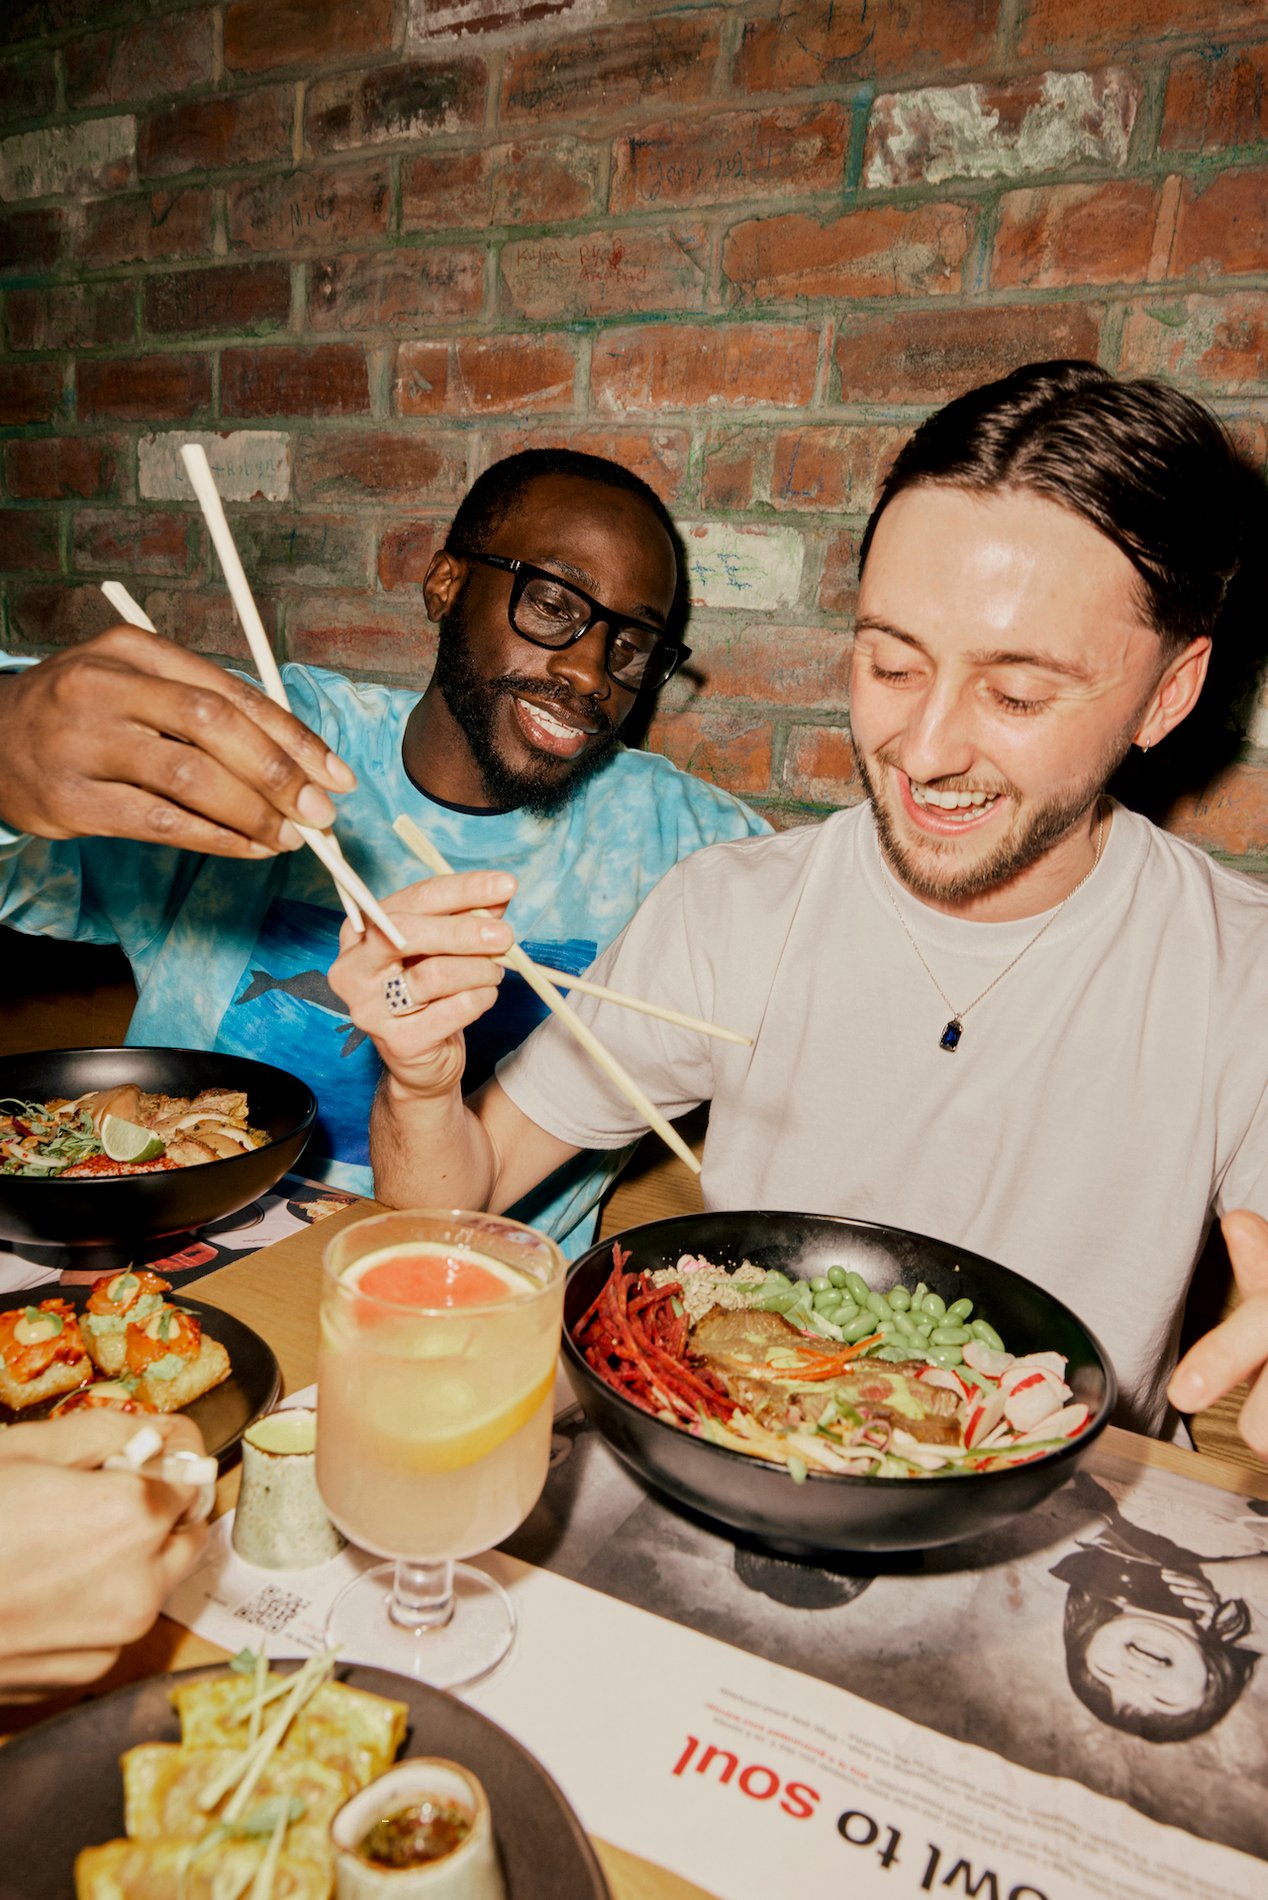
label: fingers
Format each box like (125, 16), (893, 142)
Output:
(0, 1645), (123, 1701)
(1224, 1209), (1268, 1299)
(1169, 1295), (1268, 1453)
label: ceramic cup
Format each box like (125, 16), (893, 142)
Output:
(230, 1406), (347, 1569)
(331, 1759), (506, 1900)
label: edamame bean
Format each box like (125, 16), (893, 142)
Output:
(810, 1275), (832, 1294)
(929, 1325), (972, 1346)
(886, 1285), (912, 1311)
(911, 1314), (935, 1337)
(865, 1291), (892, 1321)
(947, 1297), (974, 1323)
(827, 1265), (849, 1290)
(834, 1300), (860, 1327)
(910, 1281), (928, 1308)
(970, 1319), (1006, 1351)
(876, 1346), (912, 1362)
(842, 1311), (879, 1344)
(921, 1292), (947, 1320)
(924, 1344), (964, 1369)
(763, 1271), (793, 1293)
(814, 1289), (845, 1313)
(760, 1289), (796, 1313)
(845, 1271), (872, 1305)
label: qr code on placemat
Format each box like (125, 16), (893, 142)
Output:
(234, 1585), (310, 1635)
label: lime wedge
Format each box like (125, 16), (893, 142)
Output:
(100, 1114), (167, 1164)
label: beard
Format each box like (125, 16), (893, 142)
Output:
(857, 729), (1135, 907)
(433, 594), (621, 814)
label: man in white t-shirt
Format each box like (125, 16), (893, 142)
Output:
(331, 362), (1268, 1452)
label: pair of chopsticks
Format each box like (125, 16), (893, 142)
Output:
(109, 447), (747, 1170)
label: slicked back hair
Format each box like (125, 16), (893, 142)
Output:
(858, 361), (1252, 656)
(445, 447), (677, 560)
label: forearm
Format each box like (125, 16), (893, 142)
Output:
(370, 1072), (501, 1213)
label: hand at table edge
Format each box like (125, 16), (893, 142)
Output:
(1169, 1208), (1268, 1463)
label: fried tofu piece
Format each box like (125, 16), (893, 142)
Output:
(0, 1299), (91, 1410)
(74, 1838), (330, 1900)
(169, 1675), (408, 1791)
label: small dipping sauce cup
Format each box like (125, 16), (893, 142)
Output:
(231, 1405), (347, 1570)
(331, 1759), (505, 1899)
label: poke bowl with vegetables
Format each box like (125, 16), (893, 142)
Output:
(0, 1047), (316, 1274)
(562, 1210), (1116, 1556)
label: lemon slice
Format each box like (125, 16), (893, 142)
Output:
(100, 1114), (167, 1165)
(400, 1371), (556, 1474)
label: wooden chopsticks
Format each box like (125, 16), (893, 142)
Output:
(178, 444), (408, 955)
(393, 814), (707, 1175)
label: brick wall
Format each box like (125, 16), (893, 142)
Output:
(1, 0), (1265, 865)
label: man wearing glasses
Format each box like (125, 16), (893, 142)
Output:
(0, 449), (767, 1255)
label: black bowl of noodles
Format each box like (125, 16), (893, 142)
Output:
(0, 1047), (316, 1275)
(561, 1210), (1116, 1557)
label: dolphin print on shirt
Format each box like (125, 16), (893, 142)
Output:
(215, 896), (597, 1172)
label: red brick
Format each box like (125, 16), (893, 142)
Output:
(6, 282), (134, 354)
(232, 515), (374, 589)
(410, 0), (580, 33)
(306, 58), (486, 155)
(687, 622), (851, 707)
(613, 104), (848, 214)
(781, 725), (859, 806)
(735, 1), (999, 89)
(81, 189), (214, 271)
(0, 510), (60, 574)
(65, 14), (213, 107)
(0, 361), (62, 426)
(143, 264), (291, 338)
(77, 355), (212, 422)
(501, 226), (709, 321)
(222, 345), (371, 418)
(4, 436), (121, 501)
(1019, 0), (1265, 58)
(644, 706), (773, 797)
(992, 182), (1160, 289)
(594, 325), (820, 415)
(1163, 45), (1268, 153)
(1164, 764), (1268, 857)
(771, 425), (908, 514)
(310, 250), (485, 332)
(503, 15), (721, 125)
(378, 521), (443, 590)
(0, 208), (64, 277)
(700, 430), (762, 511)
(138, 89), (294, 179)
(141, 587), (278, 658)
(224, 0), (394, 76)
(481, 428), (691, 504)
(284, 593), (439, 678)
(724, 205), (973, 303)
(6, 582), (119, 651)
(401, 137), (602, 232)
(1119, 295), (1268, 392)
(817, 529), (861, 616)
(395, 336), (578, 416)
(0, 50), (58, 121)
(1168, 169), (1268, 282)
(834, 302), (1103, 402)
(391, 343), (449, 415)
(228, 166), (390, 255)
(293, 431), (470, 506)
(72, 508), (194, 577)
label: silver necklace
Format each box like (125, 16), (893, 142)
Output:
(881, 801), (1105, 1053)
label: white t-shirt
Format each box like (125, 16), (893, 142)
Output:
(499, 802), (1268, 1435)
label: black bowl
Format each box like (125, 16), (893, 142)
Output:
(0, 1047), (316, 1272)
(562, 1210), (1117, 1557)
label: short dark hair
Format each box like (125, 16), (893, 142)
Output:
(1061, 1588), (1256, 1743)
(446, 447), (677, 559)
(858, 361), (1251, 656)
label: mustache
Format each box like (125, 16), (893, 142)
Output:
(490, 673), (618, 738)
(873, 747), (1016, 801)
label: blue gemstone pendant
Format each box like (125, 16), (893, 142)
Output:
(939, 1019), (963, 1052)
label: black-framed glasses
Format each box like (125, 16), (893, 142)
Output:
(449, 549), (689, 692)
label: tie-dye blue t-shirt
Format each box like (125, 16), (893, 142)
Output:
(0, 663), (768, 1255)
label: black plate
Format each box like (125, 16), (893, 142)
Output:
(0, 1662), (610, 1900)
(0, 1287), (280, 1462)
(0, 1047), (317, 1273)
(563, 1210), (1117, 1557)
